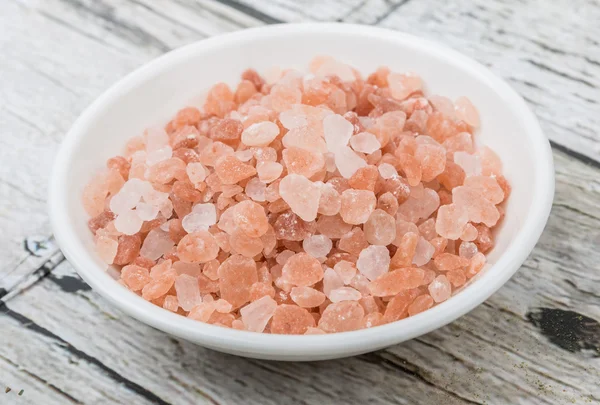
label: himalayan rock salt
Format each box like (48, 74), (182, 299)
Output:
(464, 176), (504, 204)
(318, 301), (364, 333)
(276, 250), (295, 266)
(199, 142), (233, 167)
(317, 183), (341, 216)
(305, 327), (326, 335)
(140, 227), (175, 261)
(303, 235), (333, 259)
(323, 267), (344, 296)
(96, 236), (118, 264)
(333, 261), (357, 285)
(235, 149), (255, 162)
(338, 227), (369, 256)
(434, 253), (470, 271)
(437, 160), (465, 191)
(249, 282), (276, 301)
(88, 211), (116, 234)
(381, 176), (410, 203)
(428, 275), (452, 303)
(188, 302), (216, 322)
(350, 132), (381, 154)
(209, 118), (243, 145)
(174, 274), (202, 311)
(171, 261), (200, 277)
(245, 178), (266, 202)
(334, 146), (367, 179)
(121, 265), (151, 291)
(215, 155), (257, 184)
(270, 304), (316, 334)
(348, 165), (378, 192)
(435, 204), (469, 240)
(83, 170), (125, 217)
(418, 218), (436, 241)
(181, 204), (217, 233)
(412, 237), (435, 266)
(430, 237), (448, 257)
(357, 245), (390, 281)
(408, 294), (434, 316)
(323, 114), (354, 153)
(146, 158), (187, 184)
(135, 202), (159, 221)
(329, 286), (362, 302)
(163, 295), (179, 312)
(446, 269), (467, 287)
(132, 256), (155, 269)
(377, 192), (399, 216)
(466, 252), (486, 278)
(218, 255), (258, 309)
(382, 289), (420, 323)
(461, 224), (478, 242)
(396, 186), (440, 223)
(282, 253), (323, 287)
(113, 235), (142, 265)
(177, 231), (219, 263)
(114, 209), (144, 235)
(443, 132), (474, 156)
(240, 295), (277, 332)
(391, 232), (419, 268)
(290, 286), (326, 308)
(378, 163), (398, 179)
(459, 241), (479, 259)
(474, 224), (494, 253)
(274, 211), (315, 241)
(279, 174), (321, 222)
(369, 267), (425, 297)
(349, 273), (371, 296)
(414, 142), (446, 182)
(388, 72), (422, 100)
(202, 260), (220, 280)
(363, 312), (383, 328)
(142, 269), (177, 301)
(453, 185), (500, 227)
(229, 231), (264, 257)
(455, 96), (480, 127)
(232, 200), (269, 237)
(172, 180), (203, 203)
(241, 121), (280, 146)
(282, 147), (325, 178)
(316, 214), (353, 239)
(257, 161), (283, 183)
(279, 110), (307, 129)
(373, 111), (406, 147)
(478, 146), (503, 176)
(282, 126), (327, 153)
(340, 189), (376, 225)
(364, 209), (396, 246)
(454, 151), (482, 177)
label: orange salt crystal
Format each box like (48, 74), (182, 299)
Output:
(466, 252), (486, 278)
(396, 153), (422, 187)
(435, 204), (469, 240)
(318, 301), (364, 333)
(369, 267), (425, 296)
(113, 234), (142, 266)
(414, 142), (446, 182)
(132, 256), (156, 269)
(209, 118), (243, 146)
(382, 289), (420, 323)
(433, 253), (470, 271)
(177, 231), (219, 263)
(218, 255), (258, 309)
(204, 83), (235, 118)
(464, 176), (504, 204)
(235, 80), (257, 104)
(270, 305), (316, 334)
(454, 96), (480, 127)
(316, 214), (353, 240)
(282, 147), (325, 178)
(282, 253), (323, 287)
(232, 200), (269, 238)
(348, 165), (379, 192)
(390, 232), (418, 268)
(340, 189), (376, 225)
(172, 107), (202, 129)
(437, 160), (465, 191)
(473, 224), (494, 253)
(141, 268), (177, 301)
(338, 227), (369, 256)
(446, 269), (467, 287)
(249, 282), (276, 301)
(229, 230), (264, 257)
(214, 155), (256, 185)
(274, 211), (315, 241)
(377, 192), (399, 216)
(430, 237), (448, 257)
(364, 209), (396, 246)
(121, 265), (151, 291)
(407, 294), (434, 316)
(461, 223), (478, 242)
(290, 286), (326, 308)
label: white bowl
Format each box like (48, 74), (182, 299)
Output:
(49, 23), (554, 361)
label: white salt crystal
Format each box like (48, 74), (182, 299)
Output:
(114, 209), (143, 235)
(174, 274), (202, 311)
(334, 146), (367, 179)
(357, 245), (390, 281)
(146, 146), (172, 166)
(135, 201), (159, 221)
(245, 177), (266, 202)
(378, 163), (398, 179)
(454, 151), (482, 177)
(328, 287), (362, 302)
(140, 227), (174, 261)
(302, 235), (332, 259)
(323, 114), (354, 153)
(350, 132), (381, 154)
(279, 110), (307, 130)
(182, 204), (217, 233)
(412, 236), (435, 266)
(240, 296), (277, 332)
(322, 267), (344, 296)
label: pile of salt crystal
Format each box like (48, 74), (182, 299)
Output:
(83, 56), (508, 335)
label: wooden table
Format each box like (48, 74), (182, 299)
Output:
(1, 1), (599, 404)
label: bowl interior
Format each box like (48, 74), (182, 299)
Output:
(51, 24), (552, 360)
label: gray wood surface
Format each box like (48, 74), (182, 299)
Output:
(1, 0), (599, 404)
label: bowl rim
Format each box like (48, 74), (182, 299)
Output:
(49, 22), (555, 357)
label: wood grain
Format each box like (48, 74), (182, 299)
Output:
(1, 0), (599, 404)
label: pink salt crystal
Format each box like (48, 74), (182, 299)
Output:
(172, 261), (200, 277)
(174, 274), (202, 311)
(464, 176), (504, 204)
(373, 111), (406, 147)
(199, 142), (233, 167)
(257, 161), (283, 183)
(305, 327), (326, 335)
(245, 178), (266, 202)
(282, 126), (328, 153)
(363, 312), (383, 328)
(414, 143), (446, 182)
(113, 235), (142, 266)
(323, 267), (344, 296)
(186, 162), (207, 186)
(452, 186), (500, 227)
(232, 319), (245, 330)
(364, 209), (396, 246)
(435, 204), (469, 240)
(396, 154), (422, 187)
(428, 275), (452, 303)
(369, 267), (425, 296)
(274, 211), (314, 241)
(318, 301), (364, 333)
(328, 286), (362, 302)
(378, 163), (398, 179)
(217, 206), (237, 234)
(249, 282), (276, 301)
(181, 204), (217, 233)
(235, 149), (254, 162)
(177, 231), (219, 263)
(454, 96), (480, 127)
(418, 218), (437, 241)
(146, 158), (187, 184)
(387, 72), (423, 100)
(270, 304), (316, 334)
(340, 189), (376, 225)
(316, 214), (353, 239)
(334, 146), (368, 179)
(214, 299), (233, 313)
(317, 183), (341, 216)
(142, 269), (177, 301)
(396, 187), (440, 223)
(446, 269), (467, 287)
(466, 252), (486, 278)
(408, 294), (434, 316)
(333, 261), (356, 284)
(359, 296), (380, 314)
(214, 155), (257, 185)
(391, 232), (419, 268)
(276, 250), (296, 266)
(240, 295), (277, 332)
(188, 303), (216, 323)
(349, 132), (381, 154)
(282, 253), (323, 287)
(96, 236), (118, 264)
(338, 227), (369, 256)
(412, 237), (435, 266)
(202, 260), (220, 280)
(121, 265), (151, 291)
(114, 209), (144, 235)
(357, 245), (390, 281)
(232, 200), (269, 238)
(303, 235), (333, 259)
(454, 151), (482, 177)
(474, 224), (494, 253)
(140, 227), (175, 261)
(218, 255), (258, 309)
(270, 85), (302, 112)
(478, 146), (503, 176)
(163, 295), (179, 312)
(461, 223), (478, 242)
(459, 241), (479, 259)
(348, 166), (378, 192)
(290, 286), (326, 308)
(429, 95), (456, 118)
(229, 231), (264, 257)
(278, 174), (321, 222)
(323, 114), (353, 153)
(241, 121), (280, 146)
(382, 289), (420, 323)
(83, 170), (125, 217)
(279, 110), (307, 129)
(134, 202), (159, 222)
(260, 225), (277, 255)
(443, 132), (474, 156)
(282, 147), (325, 178)
(434, 252), (470, 271)
(314, 58), (355, 81)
